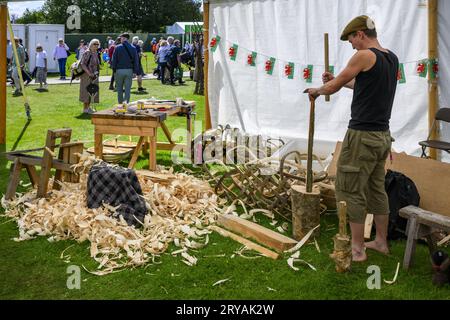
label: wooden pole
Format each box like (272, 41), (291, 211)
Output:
(306, 98), (315, 193)
(203, 0), (212, 130)
(0, 2), (7, 144)
(338, 201), (347, 236)
(428, 0), (438, 160)
(324, 33), (330, 102)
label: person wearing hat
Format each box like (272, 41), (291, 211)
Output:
(111, 33), (140, 104)
(53, 38), (70, 80)
(305, 15), (399, 262)
(79, 39), (101, 114)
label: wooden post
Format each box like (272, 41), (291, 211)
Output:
(306, 98), (315, 193)
(324, 33), (330, 102)
(330, 201), (352, 273)
(428, 0), (438, 160)
(0, 2), (7, 144)
(291, 185), (321, 240)
(203, 0), (212, 130)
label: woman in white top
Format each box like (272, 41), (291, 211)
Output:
(35, 44), (48, 89)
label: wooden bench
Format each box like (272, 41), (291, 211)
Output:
(399, 205), (450, 270)
(5, 129), (84, 199)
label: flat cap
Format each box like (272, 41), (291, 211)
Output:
(340, 15), (376, 41)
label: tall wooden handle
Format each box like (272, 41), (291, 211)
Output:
(306, 99), (315, 193)
(338, 201), (347, 236)
(324, 33), (330, 102)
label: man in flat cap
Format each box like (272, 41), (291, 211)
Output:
(305, 16), (399, 262)
(111, 33), (140, 104)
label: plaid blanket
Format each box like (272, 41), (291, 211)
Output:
(87, 163), (148, 226)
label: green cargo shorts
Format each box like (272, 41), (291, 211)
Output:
(335, 129), (392, 224)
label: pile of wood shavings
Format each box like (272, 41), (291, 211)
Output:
(1, 156), (224, 275)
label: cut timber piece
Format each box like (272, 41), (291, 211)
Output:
(291, 185), (321, 241)
(217, 214), (297, 252)
(135, 170), (177, 183)
(364, 214), (374, 239)
(209, 226), (279, 260)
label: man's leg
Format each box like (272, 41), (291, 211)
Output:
(349, 222), (367, 262)
(11, 67), (21, 93)
(365, 157), (391, 254)
(61, 58), (67, 78)
(109, 71), (115, 90)
(124, 70), (133, 103)
(365, 215), (389, 254)
(115, 69), (125, 103)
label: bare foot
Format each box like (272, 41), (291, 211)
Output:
(365, 240), (390, 255)
(352, 247), (367, 262)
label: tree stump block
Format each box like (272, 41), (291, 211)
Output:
(291, 185), (321, 240)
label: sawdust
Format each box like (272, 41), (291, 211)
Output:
(1, 156), (224, 275)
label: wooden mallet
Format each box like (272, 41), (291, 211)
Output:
(330, 201), (352, 272)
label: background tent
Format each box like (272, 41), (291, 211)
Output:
(166, 21), (203, 45)
(207, 0), (450, 161)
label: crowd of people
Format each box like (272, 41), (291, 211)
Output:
(7, 33), (196, 114)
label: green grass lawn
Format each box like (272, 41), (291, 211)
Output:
(0, 79), (449, 300)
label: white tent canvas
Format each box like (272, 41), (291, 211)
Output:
(166, 22), (203, 34)
(208, 0), (450, 160)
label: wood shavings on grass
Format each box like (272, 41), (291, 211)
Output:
(1, 158), (222, 275)
(212, 278), (230, 286)
(285, 225), (320, 254)
(384, 262), (400, 285)
(233, 245), (263, 259)
(314, 238), (321, 253)
(287, 251), (317, 272)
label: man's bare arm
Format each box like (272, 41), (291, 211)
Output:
(316, 51), (373, 96)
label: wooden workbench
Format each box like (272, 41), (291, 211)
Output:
(91, 101), (194, 170)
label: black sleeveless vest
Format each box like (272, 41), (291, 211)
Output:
(349, 48), (399, 131)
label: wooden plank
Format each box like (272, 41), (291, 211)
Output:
(128, 136), (145, 169)
(364, 214), (374, 239)
(94, 133), (103, 160)
(95, 125), (154, 136)
(91, 118), (159, 128)
(403, 217), (419, 270)
(428, 0), (438, 160)
(156, 142), (187, 151)
(135, 170), (177, 182)
(37, 130), (57, 197)
(203, 0), (212, 130)
(399, 206), (450, 230)
(6, 159), (22, 200)
(160, 122), (174, 144)
(209, 226), (279, 260)
(149, 130), (157, 171)
(24, 164), (39, 187)
(0, 4), (6, 144)
(53, 131), (71, 190)
(6, 154), (76, 172)
(217, 214), (297, 252)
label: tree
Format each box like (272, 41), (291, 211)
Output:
(40, 0), (202, 33)
(16, 9), (46, 24)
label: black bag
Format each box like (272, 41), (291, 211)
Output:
(384, 170), (420, 240)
